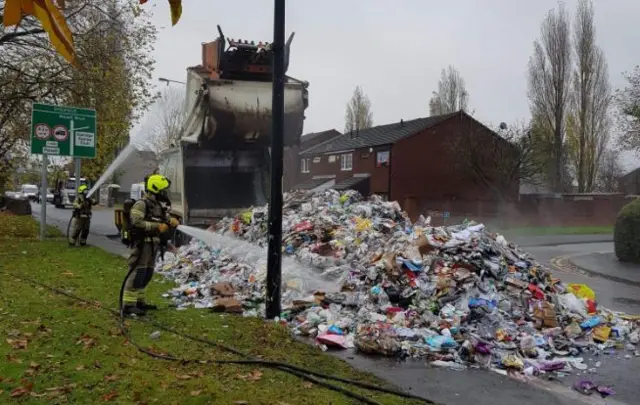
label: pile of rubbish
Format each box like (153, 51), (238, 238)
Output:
(158, 189), (639, 381)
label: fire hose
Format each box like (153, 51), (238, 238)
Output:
(0, 267), (440, 405)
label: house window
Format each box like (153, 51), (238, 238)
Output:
(328, 155), (336, 163)
(340, 153), (353, 171)
(376, 151), (390, 167)
(301, 158), (310, 173)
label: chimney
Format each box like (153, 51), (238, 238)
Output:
(400, 119), (404, 127)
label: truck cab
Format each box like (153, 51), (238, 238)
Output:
(53, 177), (87, 208)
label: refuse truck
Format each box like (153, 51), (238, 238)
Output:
(53, 176), (88, 208)
(115, 26), (309, 246)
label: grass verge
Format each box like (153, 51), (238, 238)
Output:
(502, 225), (613, 236)
(0, 217), (422, 405)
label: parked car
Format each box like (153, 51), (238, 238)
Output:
(37, 188), (54, 204)
(20, 184), (39, 201)
(4, 190), (26, 200)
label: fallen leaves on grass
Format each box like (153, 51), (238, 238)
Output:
(10, 380), (34, 398)
(6, 338), (28, 350)
(75, 365), (85, 371)
(76, 334), (97, 349)
(102, 390), (118, 401)
(103, 375), (119, 382)
(190, 390), (202, 396)
(11, 387), (31, 397)
(237, 369), (263, 382)
(233, 401), (249, 405)
(24, 362), (41, 376)
(6, 354), (22, 364)
(176, 374), (192, 381)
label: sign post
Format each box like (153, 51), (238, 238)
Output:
(40, 154), (48, 241)
(31, 103), (96, 158)
(31, 103), (96, 240)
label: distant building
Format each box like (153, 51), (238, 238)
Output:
(619, 167), (640, 194)
(294, 111), (518, 217)
(283, 129), (342, 191)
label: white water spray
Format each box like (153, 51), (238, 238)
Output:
(176, 224), (341, 295)
(87, 143), (138, 198)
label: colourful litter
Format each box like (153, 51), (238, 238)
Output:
(568, 283), (596, 300)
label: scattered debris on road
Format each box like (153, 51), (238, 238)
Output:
(158, 190), (638, 385)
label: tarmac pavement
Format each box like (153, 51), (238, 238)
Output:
(31, 202), (637, 404)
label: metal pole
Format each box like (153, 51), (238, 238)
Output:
(75, 158), (81, 191)
(265, 0), (285, 320)
(40, 154), (48, 241)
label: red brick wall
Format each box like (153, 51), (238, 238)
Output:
(283, 130), (342, 190)
(298, 144), (391, 193)
(390, 114), (516, 205)
(413, 194), (634, 227)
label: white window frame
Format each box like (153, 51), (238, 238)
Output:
(301, 158), (310, 173)
(340, 153), (353, 171)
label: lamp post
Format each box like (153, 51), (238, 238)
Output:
(265, 0), (285, 320)
(158, 77), (185, 86)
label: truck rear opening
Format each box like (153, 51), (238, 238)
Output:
(153, 25), (309, 231)
(182, 147), (269, 225)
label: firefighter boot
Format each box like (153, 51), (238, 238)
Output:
(122, 304), (146, 317)
(137, 300), (158, 311)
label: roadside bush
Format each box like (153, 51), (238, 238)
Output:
(0, 212), (62, 239)
(614, 198), (640, 263)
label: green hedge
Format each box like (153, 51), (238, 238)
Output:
(614, 198), (640, 263)
(0, 212), (62, 239)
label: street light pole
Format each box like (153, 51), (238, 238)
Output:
(158, 77), (185, 86)
(265, 0), (285, 320)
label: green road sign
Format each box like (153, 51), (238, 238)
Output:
(30, 103), (97, 158)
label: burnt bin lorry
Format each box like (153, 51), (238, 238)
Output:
(116, 26), (309, 246)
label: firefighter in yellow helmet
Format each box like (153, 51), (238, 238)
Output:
(122, 174), (180, 316)
(69, 184), (96, 247)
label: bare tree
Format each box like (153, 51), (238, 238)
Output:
(566, 0), (612, 192)
(0, 0), (157, 182)
(141, 86), (186, 153)
(453, 120), (546, 213)
(429, 65), (468, 115)
(595, 147), (623, 192)
(617, 66), (640, 152)
(344, 85), (373, 134)
(527, 4), (572, 192)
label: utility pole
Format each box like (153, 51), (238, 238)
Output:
(265, 0), (285, 319)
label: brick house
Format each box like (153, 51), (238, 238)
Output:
(283, 129), (341, 191)
(296, 111), (518, 218)
(619, 167), (640, 194)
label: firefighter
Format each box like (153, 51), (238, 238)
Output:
(122, 174), (179, 316)
(69, 184), (96, 247)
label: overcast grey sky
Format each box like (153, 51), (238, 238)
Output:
(138, 0), (640, 166)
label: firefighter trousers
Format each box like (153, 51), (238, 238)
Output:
(123, 242), (156, 306)
(69, 217), (90, 245)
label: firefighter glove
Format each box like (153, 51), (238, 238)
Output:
(169, 217), (180, 228)
(158, 223), (169, 233)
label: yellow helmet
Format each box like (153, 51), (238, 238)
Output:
(146, 174), (171, 194)
(78, 184), (88, 194)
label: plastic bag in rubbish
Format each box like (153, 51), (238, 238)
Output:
(567, 284), (596, 300)
(425, 335), (458, 351)
(558, 293), (588, 317)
